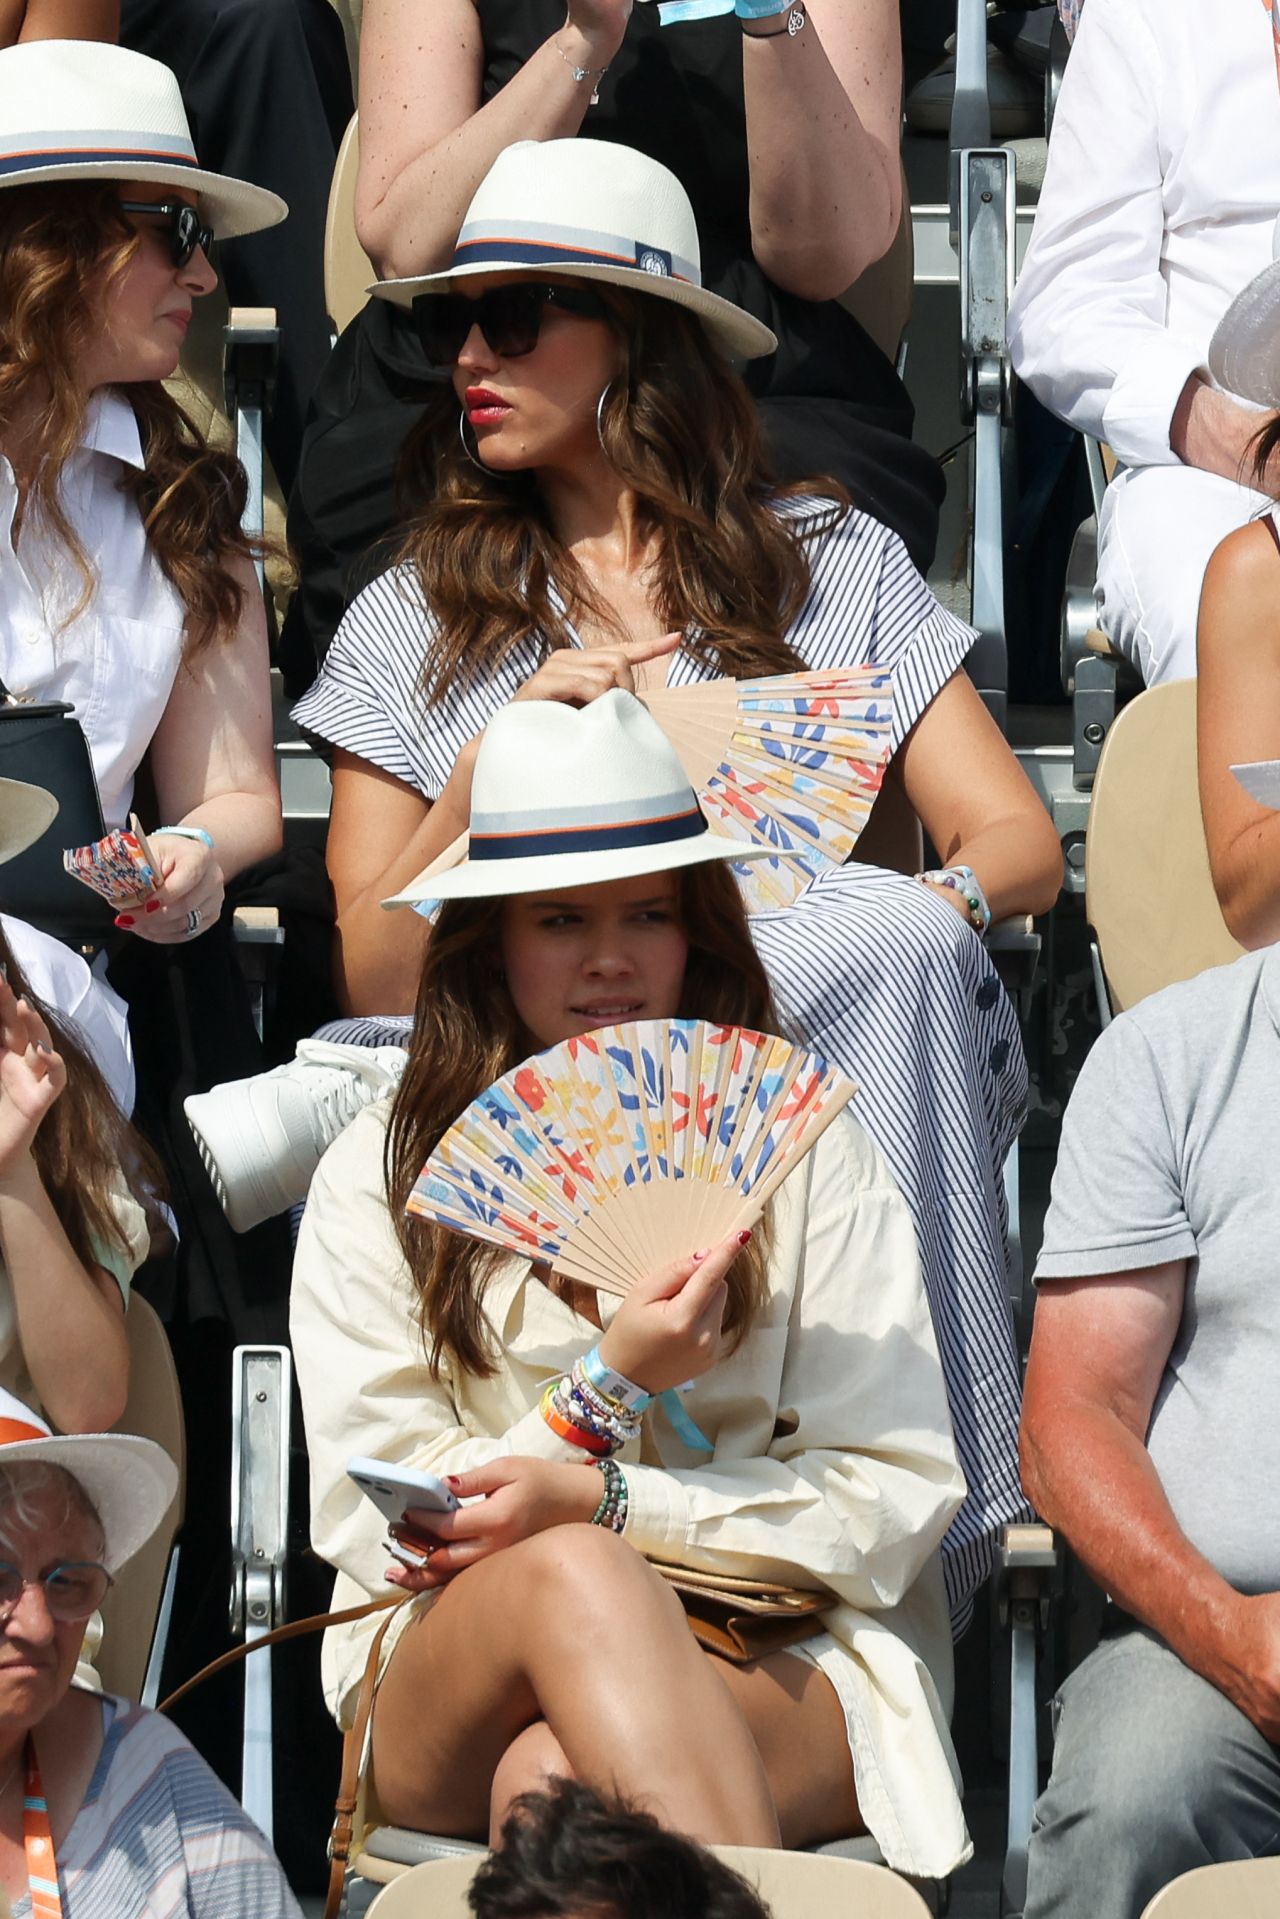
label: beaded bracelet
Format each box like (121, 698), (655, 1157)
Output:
(563, 1375), (637, 1449)
(916, 863), (992, 936)
(153, 825), (215, 851)
(540, 1381), (614, 1455)
(589, 1457), (629, 1535)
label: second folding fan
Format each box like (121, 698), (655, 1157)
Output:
(640, 667), (894, 913)
(407, 1017), (857, 1294)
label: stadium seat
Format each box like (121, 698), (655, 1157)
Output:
(1140, 1859), (1280, 1919)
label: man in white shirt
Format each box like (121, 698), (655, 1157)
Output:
(1008, 0), (1280, 685)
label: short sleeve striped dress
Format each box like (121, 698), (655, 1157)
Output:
(293, 501), (1028, 1624)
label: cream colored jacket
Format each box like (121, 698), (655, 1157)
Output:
(291, 1105), (971, 1877)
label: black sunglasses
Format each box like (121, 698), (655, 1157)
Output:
(412, 282), (609, 365)
(118, 199), (215, 269)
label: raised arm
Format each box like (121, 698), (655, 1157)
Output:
(0, 0), (116, 46)
(358, 0), (899, 298)
(357, 0), (632, 279)
(1197, 520), (1280, 948)
(740, 0), (901, 299)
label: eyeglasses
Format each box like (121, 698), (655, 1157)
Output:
(412, 282), (609, 365)
(118, 199), (215, 269)
(0, 1560), (112, 1624)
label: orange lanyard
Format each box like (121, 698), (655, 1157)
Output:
(22, 1739), (62, 1919)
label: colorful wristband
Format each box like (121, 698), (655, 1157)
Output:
(541, 1382), (613, 1454)
(153, 825), (215, 851)
(580, 1346), (652, 1414)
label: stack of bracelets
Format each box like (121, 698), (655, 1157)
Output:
(540, 1346), (651, 1533)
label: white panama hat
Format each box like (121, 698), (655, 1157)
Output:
(0, 40), (286, 240)
(383, 689), (772, 908)
(0, 777), (58, 866)
(372, 138), (778, 363)
(1208, 212), (1280, 407)
(0, 1389), (177, 1576)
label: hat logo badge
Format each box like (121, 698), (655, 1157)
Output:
(638, 246), (672, 277)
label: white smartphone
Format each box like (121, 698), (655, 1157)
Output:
(347, 1455), (460, 1533)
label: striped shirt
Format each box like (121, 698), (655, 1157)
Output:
(9, 1695), (301, 1919)
(293, 500), (1029, 1624)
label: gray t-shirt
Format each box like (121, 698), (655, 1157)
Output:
(1036, 945), (1280, 1594)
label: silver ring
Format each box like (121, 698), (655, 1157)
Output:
(185, 908), (202, 937)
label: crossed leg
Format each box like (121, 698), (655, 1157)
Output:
(369, 1526), (860, 1849)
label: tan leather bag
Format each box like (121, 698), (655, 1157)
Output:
(654, 1565), (830, 1664)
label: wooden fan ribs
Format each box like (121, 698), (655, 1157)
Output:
(409, 1020), (858, 1300)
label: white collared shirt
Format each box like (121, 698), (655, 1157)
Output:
(1009, 0), (1280, 466)
(0, 390), (187, 829)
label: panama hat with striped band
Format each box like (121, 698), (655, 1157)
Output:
(383, 690), (772, 907)
(0, 776), (58, 866)
(372, 138), (777, 362)
(0, 40), (285, 240)
(0, 1388), (177, 1575)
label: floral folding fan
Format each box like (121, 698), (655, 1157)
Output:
(640, 667), (894, 914)
(63, 816), (159, 909)
(407, 1017), (857, 1294)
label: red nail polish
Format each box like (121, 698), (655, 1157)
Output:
(692, 1248), (710, 1262)
(737, 1229), (753, 1247)
(114, 915), (134, 929)
(444, 1476), (461, 1489)
(144, 900), (162, 914)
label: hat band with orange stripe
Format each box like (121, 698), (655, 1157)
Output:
(469, 796), (705, 863)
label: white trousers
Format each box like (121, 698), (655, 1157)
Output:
(1097, 463), (1272, 685)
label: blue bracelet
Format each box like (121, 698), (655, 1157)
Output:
(735, 0), (792, 17)
(581, 1346), (652, 1413)
(153, 825), (215, 852)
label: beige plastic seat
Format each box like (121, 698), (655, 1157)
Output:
(1140, 1858), (1280, 1919)
(94, 1294), (186, 1702)
(367, 1846), (933, 1918)
(1085, 679), (1243, 1015)
(325, 113), (375, 337)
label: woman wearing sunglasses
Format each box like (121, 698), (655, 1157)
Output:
(0, 1389), (301, 1915)
(0, 38), (285, 950)
(283, 141), (1060, 1637)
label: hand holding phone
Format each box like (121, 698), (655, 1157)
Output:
(347, 1455), (459, 1567)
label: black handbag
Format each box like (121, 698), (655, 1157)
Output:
(0, 677), (112, 941)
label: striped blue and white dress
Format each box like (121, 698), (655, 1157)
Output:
(12, 1693), (300, 1917)
(292, 499), (1028, 1625)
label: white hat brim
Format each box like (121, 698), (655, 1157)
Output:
(1231, 759), (1280, 809)
(383, 826), (774, 909)
(1209, 261), (1280, 407)
(0, 159), (286, 242)
(0, 1433), (177, 1574)
(372, 259), (778, 363)
(0, 777), (58, 865)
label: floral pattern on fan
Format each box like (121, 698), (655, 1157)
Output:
(407, 1017), (857, 1295)
(640, 668), (894, 915)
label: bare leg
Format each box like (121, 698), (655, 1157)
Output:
(370, 1526), (780, 1846)
(485, 1655), (862, 1851)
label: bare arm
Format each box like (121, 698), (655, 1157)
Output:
(1170, 375), (1279, 489)
(742, 0), (902, 299)
(358, 0), (898, 297)
(327, 747), (475, 1016)
(1023, 1267), (1280, 1742)
(147, 557), (283, 883)
(1197, 521), (1280, 947)
(0, 984), (128, 1433)
(357, 0), (632, 278)
(895, 669), (1063, 920)
(0, 0), (116, 45)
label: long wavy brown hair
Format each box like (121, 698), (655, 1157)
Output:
(387, 861), (782, 1379)
(0, 925), (166, 1282)
(396, 287), (848, 701)
(0, 181), (258, 650)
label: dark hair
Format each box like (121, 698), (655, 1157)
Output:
(395, 286), (848, 701)
(469, 1779), (773, 1919)
(386, 861), (780, 1379)
(1251, 411), (1280, 492)
(0, 180), (262, 651)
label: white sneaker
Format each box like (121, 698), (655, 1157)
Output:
(183, 1040), (408, 1233)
